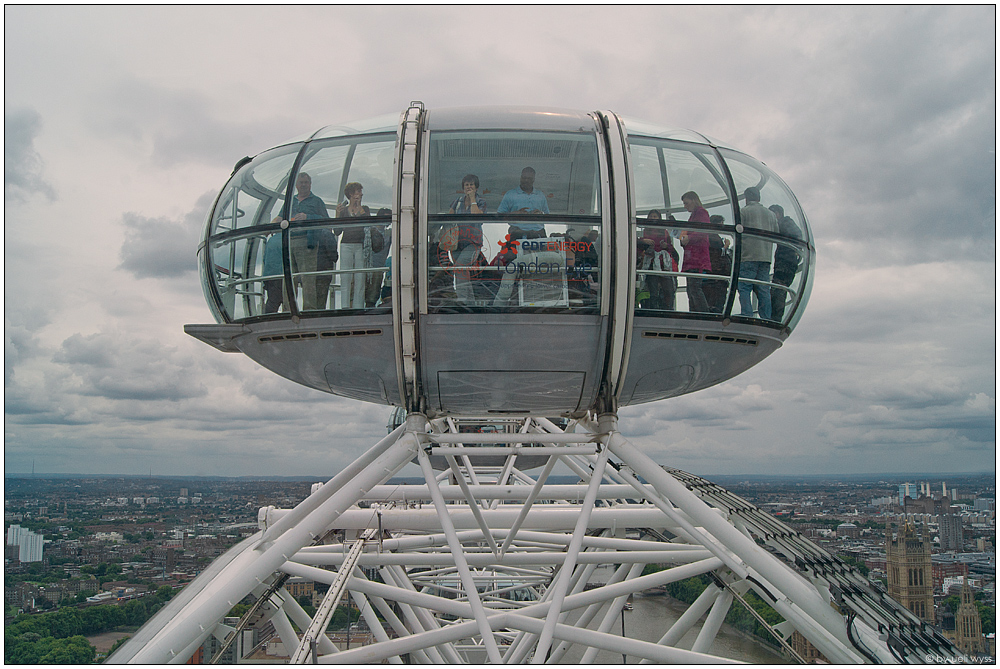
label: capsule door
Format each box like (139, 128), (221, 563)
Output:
(413, 112), (612, 416)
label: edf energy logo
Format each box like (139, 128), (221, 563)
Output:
(497, 236), (595, 276)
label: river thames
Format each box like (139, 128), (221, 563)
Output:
(559, 591), (792, 664)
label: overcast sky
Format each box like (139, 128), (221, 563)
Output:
(4, 6), (995, 478)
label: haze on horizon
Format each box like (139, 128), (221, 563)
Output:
(4, 6), (995, 478)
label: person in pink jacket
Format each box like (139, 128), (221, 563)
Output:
(679, 191), (711, 313)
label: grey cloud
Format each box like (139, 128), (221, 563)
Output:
(818, 390), (995, 451)
(622, 384), (775, 432)
(762, 7), (995, 266)
(118, 191), (214, 278)
(4, 107), (57, 202)
(831, 371), (967, 409)
(5, 320), (42, 386)
(87, 79), (301, 168)
(54, 332), (207, 402)
(4, 6), (993, 477)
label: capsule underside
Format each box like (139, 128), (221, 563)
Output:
(187, 105), (814, 416)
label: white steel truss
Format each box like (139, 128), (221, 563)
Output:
(109, 412), (964, 664)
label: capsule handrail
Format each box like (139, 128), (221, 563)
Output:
(220, 266), (389, 290)
(208, 218), (392, 247)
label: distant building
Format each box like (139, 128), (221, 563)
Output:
(933, 561), (969, 594)
(955, 578), (986, 656)
(94, 531), (124, 543)
(939, 515), (964, 551)
(837, 522), (860, 540)
(973, 498), (995, 512)
(7, 524), (44, 562)
(285, 578), (315, 600)
(789, 630), (827, 663)
(18, 531), (44, 563)
(886, 521), (934, 623)
(7, 524), (26, 545)
(904, 494), (951, 516)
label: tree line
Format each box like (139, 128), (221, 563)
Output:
(641, 567), (786, 650)
(4, 585), (174, 664)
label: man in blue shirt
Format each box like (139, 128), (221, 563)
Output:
(497, 167), (549, 233)
(271, 172), (335, 310)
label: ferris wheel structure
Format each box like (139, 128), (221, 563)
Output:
(110, 104), (961, 664)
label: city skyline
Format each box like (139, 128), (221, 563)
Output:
(5, 6), (995, 477)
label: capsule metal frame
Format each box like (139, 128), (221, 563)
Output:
(187, 104), (815, 417)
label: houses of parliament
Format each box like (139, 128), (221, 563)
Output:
(887, 521), (988, 657)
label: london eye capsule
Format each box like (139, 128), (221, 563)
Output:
(186, 104), (814, 416)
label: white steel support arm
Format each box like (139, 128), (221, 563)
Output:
(578, 562), (646, 664)
(549, 561), (636, 664)
(532, 446), (610, 662)
(602, 425), (864, 664)
(385, 564), (463, 664)
(498, 455), (558, 557)
(640, 582), (721, 663)
(347, 587), (404, 664)
(692, 589), (734, 654)
(416, 446), (504, 663)
(445, 454), (500, 556)
(123, 434), (417, 664)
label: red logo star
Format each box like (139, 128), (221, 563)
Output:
(498, 234), (520, 256)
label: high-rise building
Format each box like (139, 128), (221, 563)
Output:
(7, 524), (26, 546)
(939, 515), (964, 552)
(7, 524), (43, 562)
(18, 532), (43, 563)
(954, 578), (985, 656)
(886, 521), (935, 623)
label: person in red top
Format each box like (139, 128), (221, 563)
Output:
(679, 191), (711, 313)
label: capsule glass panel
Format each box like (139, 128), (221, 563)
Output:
(288, 135), (395, 314)
(629, 137), (736, 318)
(630, 138), (733, 220)
(721, 148), (812, 328)
(636, 221), (733, 315)
(425, 129), (602, 312)
(207, 145), (300, 321)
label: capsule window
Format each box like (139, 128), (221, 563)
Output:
(635, 223), (735, 316)
(629, 139), (732, 223)
(424, 129), (603, 312)
(206, 136), (396, 321)
(722, 149), (812, 327)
